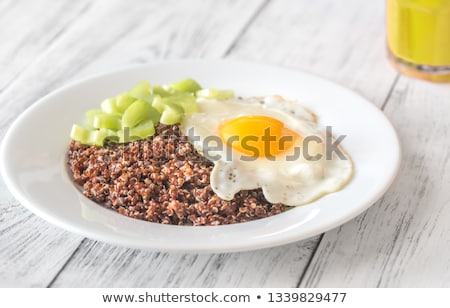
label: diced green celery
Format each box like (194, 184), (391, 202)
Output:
(100, 98), (121, 115)
(151, 96), (166, 113)
(134, 93), (155, 104)
(84, 109), (102, 127)
(196, 88), (234, 99)
(169, 78), (202, 93)
(115, 93), (135, 112)
(93, 114), (121, 130)
(167, 94), (197, 114)
(85, 109), (102, 121)
(153, 94), (198, 115)
(70, 124), (90, 144)
(141, 101), (161, 124)
(129, 81), (153, 103)
(152, 85), (171, 97)
(122, 100), (160, 128)
(159, 103), (183, 125)
(70, 125), (116, 146)
(129, 81), (151, 96)
(130, 119), (155, 139)
(70, 79), (223, 147)
(90, 129), (116, 147)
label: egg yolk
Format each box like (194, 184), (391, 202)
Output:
(218, 115), (302, 158)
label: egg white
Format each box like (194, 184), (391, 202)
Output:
(181, 96), (353, 206)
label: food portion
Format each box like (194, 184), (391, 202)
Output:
(182, 96), (353, 205)
(68, 124), (284, 225)
(70, 79), (206, 146)
(67, 79), (353, 226)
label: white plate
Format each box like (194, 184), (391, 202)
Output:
(0, 60), (401, 252)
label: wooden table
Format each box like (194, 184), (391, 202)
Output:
(1, 0), (449, 288)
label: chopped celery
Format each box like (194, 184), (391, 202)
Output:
(85, 109), (102, 120)
(85, 109), (102, 127)
(122, 100), (160, 128)
(134, 93), (155, 104)
(151, 96), (166, 113)
(130, 119), (155, 139)
(153, 94), (197, 115)
(196, 88), (234, 99)
(163, 94), (197, 114)
(129, 81), (153, 103)
(70, 124), (90, 144)
(90, 129), (117, 147)
(129, 81), (151, 96)
(169, 78), (202, 93)
(71, 79), (207, 146)
(160, 103), (183, 125)
(115, 93), (135, 112)
(152, 85), (171, 97)
(70, 125), (116, 146)
(93, 114), (121, 130)
(172, 94), (197, 114)
(100, 98), (121, 115)
(118, 121), (155, 142)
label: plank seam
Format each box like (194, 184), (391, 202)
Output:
(222, 0), (271, 57)
(46, 238), (87, 288)
(295, 234), (324, 288)
(0, 1), (93, 95)
(381, 74), (400, 110)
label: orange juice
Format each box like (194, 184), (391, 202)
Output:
(386, 0), (450, 82)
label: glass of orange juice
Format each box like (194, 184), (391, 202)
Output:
(386, 0), (450, 82)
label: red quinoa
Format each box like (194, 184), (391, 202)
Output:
(67, 124), (286, 226)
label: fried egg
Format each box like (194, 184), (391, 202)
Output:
(181, 96), (353, 206)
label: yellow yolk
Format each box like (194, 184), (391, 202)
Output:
(218, 115), (302, 157)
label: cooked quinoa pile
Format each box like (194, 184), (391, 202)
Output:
(67, 124), (285, 225)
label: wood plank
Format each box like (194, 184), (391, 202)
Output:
(0, 0), (90, 288)
(227, 0), (397, 105)
(0, 0), (90, 93)
(0, 0), (281, 287)
(300, 76), (450, 287)
(0, 0), (265, 135)
(0, 179), (83, 287)
(50, 237), (318, 287)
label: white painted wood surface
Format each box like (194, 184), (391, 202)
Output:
(1, 0), (449, 287)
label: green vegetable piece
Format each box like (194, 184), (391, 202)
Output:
(100, 98), (121, 115)
(129, 81), (153, 103)
(153, 94), (198, 115)
(70, 125), (116, 146)
(71, 79), (210, 146)
(115, 93), (135, 112)
(122, 100), (160, 128)
(93, 114), (121, 130)
(152, 85), (171, 97)
(169, 78), (202, 93)
(130, 119), (155, 139)
(85, 109), (102, 121)
(117, 119), (156, 143)
(90, 129), (116, 147)
(159, 103), (183, 125)
(151, 96), (166, 113)
(70, 124), (90, 144)
(196, 88), (234, 99)
(84, 109), (102, 128)
(168, 94), (198, 114)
